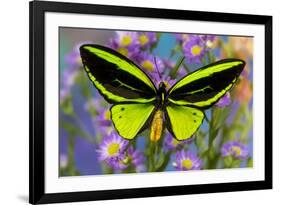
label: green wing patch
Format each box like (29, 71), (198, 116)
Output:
(80, 44), (157, 104)
(166, 105), (204, 140)
(168, 59), (245, 108)
(110, 103), (155, 140)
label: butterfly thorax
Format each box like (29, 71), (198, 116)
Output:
(156, 82), (168, 109)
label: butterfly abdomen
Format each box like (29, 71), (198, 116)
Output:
(150, 110), (164, 142)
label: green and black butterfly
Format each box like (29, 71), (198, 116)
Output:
(80, 44), (245, 141)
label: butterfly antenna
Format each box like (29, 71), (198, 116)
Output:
(154, 56), (161, 80)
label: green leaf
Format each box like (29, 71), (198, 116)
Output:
(169, 56), (185, 78)
(223, 156), (233, 168)
(232, 159), (242, 168)
(212, 106), (231, 130)
(155, 152), (172, 172)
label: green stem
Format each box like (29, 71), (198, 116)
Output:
(156, 151), (172, 172)
(207, 51), (215, 64)
(66, 134), (77, 175)
(149, 140), (162, 172)
(204, 112), (210, 123)
(148, 142), (154, 171)
(170, 56), (185, 78)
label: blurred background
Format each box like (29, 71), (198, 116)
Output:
(59, 27), (253, 176)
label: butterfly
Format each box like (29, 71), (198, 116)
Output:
(79, 44), (245, 141)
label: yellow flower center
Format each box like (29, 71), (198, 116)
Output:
(181, 159), (193, 170)
(103, 110), (111, 120)
(142, 60), (155, 72)
(231, 146), (242, 156)
(121, 35), (132, 46)
(117, 47), (129, 56)
(107, 143), (120, 156)
(139, 34), (149, 46)
(191, 45), (203, 56)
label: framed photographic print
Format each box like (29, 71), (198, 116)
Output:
(29, 0), (272, 204)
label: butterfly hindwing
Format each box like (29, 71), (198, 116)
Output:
(110, 103), (155, 140)
(80, 44), (157, 104)
(165, 105), (204, 140)
(168, 59), (245, 108)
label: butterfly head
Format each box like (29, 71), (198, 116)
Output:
(158, 81), (167, 91)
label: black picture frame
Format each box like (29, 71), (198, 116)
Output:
(29, 0), (272, 204)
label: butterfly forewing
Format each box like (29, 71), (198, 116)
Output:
(80, 44), (157, 104)
(167, 59), (245, 109)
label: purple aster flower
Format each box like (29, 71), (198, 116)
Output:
(137, 53), (166, 86)
(164, 133), (193, 151)
(112, 146), (146, 172)
(137, 32), (157, 49)
(137, 52), (164, 73)
(216, 92), (231, 107)
(107, 31), (140, 60)
(173, 150), (202, 171)
(221, 141), (249, 159)
(97, 132), (129, 170)
(180, 34), (217, 63)
(182, 36), (206, 64)
(115, 31), (138, 47)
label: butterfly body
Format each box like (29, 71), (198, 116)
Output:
(80, 44), (245, 141)
(150, 109), (164, 142)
